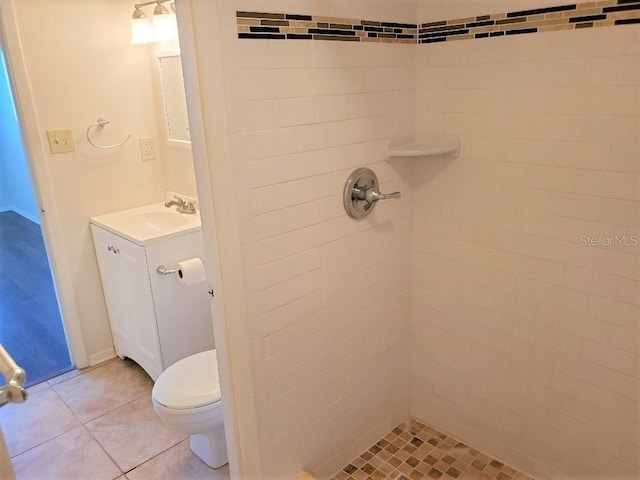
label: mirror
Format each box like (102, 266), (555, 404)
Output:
(157, 51), (190, 145)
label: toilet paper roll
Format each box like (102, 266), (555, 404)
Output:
(176, 258), (206, 285)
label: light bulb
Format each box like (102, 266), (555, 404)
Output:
(153, 3), (178, 42)
(130, 7), (153, 45)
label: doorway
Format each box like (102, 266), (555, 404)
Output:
(0, 45), (72, 386)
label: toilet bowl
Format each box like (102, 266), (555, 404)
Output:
(151, 349), (228, 468)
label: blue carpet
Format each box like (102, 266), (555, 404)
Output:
(0, 211), (72, 386)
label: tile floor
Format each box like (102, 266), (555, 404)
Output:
(329, 418), (535, 480)
(0, 357), (230, 480)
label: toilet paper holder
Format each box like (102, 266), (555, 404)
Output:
(156, 259), (206, 276)
(156, 265), (179, 275)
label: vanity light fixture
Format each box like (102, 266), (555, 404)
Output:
(130, 1), (177, 45)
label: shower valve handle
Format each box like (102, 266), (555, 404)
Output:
(344, 168), (402, 219)
(364, 188), (401, 203)
(352, 186), (401, 204)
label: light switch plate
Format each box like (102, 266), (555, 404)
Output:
(46, 129), (75, 154)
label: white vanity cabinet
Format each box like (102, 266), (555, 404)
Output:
(90, 203), (215, 381)
(91, 226), (164, 379)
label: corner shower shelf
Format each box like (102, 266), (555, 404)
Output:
(387, 135), (460, 161)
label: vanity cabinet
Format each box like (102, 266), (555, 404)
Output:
(90, 204), (214, 381)
(92, 226), (164, 379)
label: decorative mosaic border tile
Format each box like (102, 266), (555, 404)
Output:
(236, 1), (639, 44)
(328, 418), (536, 480)
(236, 11), (417, 43)
(419, 0), (640, 43)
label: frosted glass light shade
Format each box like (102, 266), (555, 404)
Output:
(153, 4), (178, 42)
(131, 13), (153, 44)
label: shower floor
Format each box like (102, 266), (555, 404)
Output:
(329, 418), (535, 480)
(0, 211), (72, 386)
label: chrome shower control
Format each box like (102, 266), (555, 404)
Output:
(343, 167), (401, 219)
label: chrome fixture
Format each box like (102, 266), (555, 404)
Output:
(0, 344), (27, 408)
(343, 167), (401, 219)
(156, 265), (179, 275)
(0, 344), (25, 480)
(164, 195), (196, 215)
(130, 1), (177, 45)
(86, 118), (131, 149)
(156, 260), (205, 276)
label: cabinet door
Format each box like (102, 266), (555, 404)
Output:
(146, 231), (215, 368)
(92, 226), (127, 341)
(91, 225), (163, 379)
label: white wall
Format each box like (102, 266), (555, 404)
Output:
(192, 0), (418, 477)
(0, 45), (38, 222)
(9, 0), (198, 363)
(412, 17), (639, 480)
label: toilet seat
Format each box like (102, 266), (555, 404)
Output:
(152, 349), (221, 410)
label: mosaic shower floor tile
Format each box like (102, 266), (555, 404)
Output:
(329, 418), (535, 480)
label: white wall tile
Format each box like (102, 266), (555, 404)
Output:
(413, 22), (639, 480)
(220, 3), (640, 479)
(273, 98), (315, 127)
(223, 3), (417, 476)
(270, 41), (313, 69)
(296, 123), (334, 152)
(314, 95), (351, 123)
(241, 69), (296, 100)
(295, 69), (334, 97)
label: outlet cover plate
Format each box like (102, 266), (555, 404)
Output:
(139, 137), (155, 160)
(47, 129), (75, 154)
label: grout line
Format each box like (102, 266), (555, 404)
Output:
(5, 352), (208, 479)
(8, 385), (81, 460)
(81, 422), (126, 478)
(122, 438), (189, 476)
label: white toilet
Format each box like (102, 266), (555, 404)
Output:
(151, 349), (228, 468)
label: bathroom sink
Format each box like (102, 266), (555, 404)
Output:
(123, 211), (190, 232)
(90, 202), (201, 245)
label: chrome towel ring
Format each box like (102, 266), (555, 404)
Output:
(86, 117), (131, 149)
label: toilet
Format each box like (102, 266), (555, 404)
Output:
(151, 349), (228, 468)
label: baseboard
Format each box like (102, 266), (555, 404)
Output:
(13, 207), (39, 224)
(88, 347), (115, 366)
(0, 206), (40, 224)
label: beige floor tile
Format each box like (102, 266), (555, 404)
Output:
(25, 381), (50, 395)
(11, 425), (121, 480)
(0, 386), (81, 456)
(86, 396), (186, 472)
(47, 367), (82, 386)
(127, 439), (230, 480)
(52, 358), (153, 423)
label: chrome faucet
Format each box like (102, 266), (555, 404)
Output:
(164, 195), (197, 215)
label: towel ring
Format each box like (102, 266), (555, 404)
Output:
(86, 117), (131, 149)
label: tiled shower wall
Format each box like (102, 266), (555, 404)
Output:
(412, 19), (639, 480)
(215, 1), (418, 477)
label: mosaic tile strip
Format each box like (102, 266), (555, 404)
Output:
(419, 0), (640, 43)
(328, 418), (536, 480)
(236, 11), (417, 43)
(236, 1), (639, 44)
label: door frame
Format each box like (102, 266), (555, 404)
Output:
(0, 0), (88, 368)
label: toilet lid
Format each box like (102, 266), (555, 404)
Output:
(153, 349), (222, 410)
